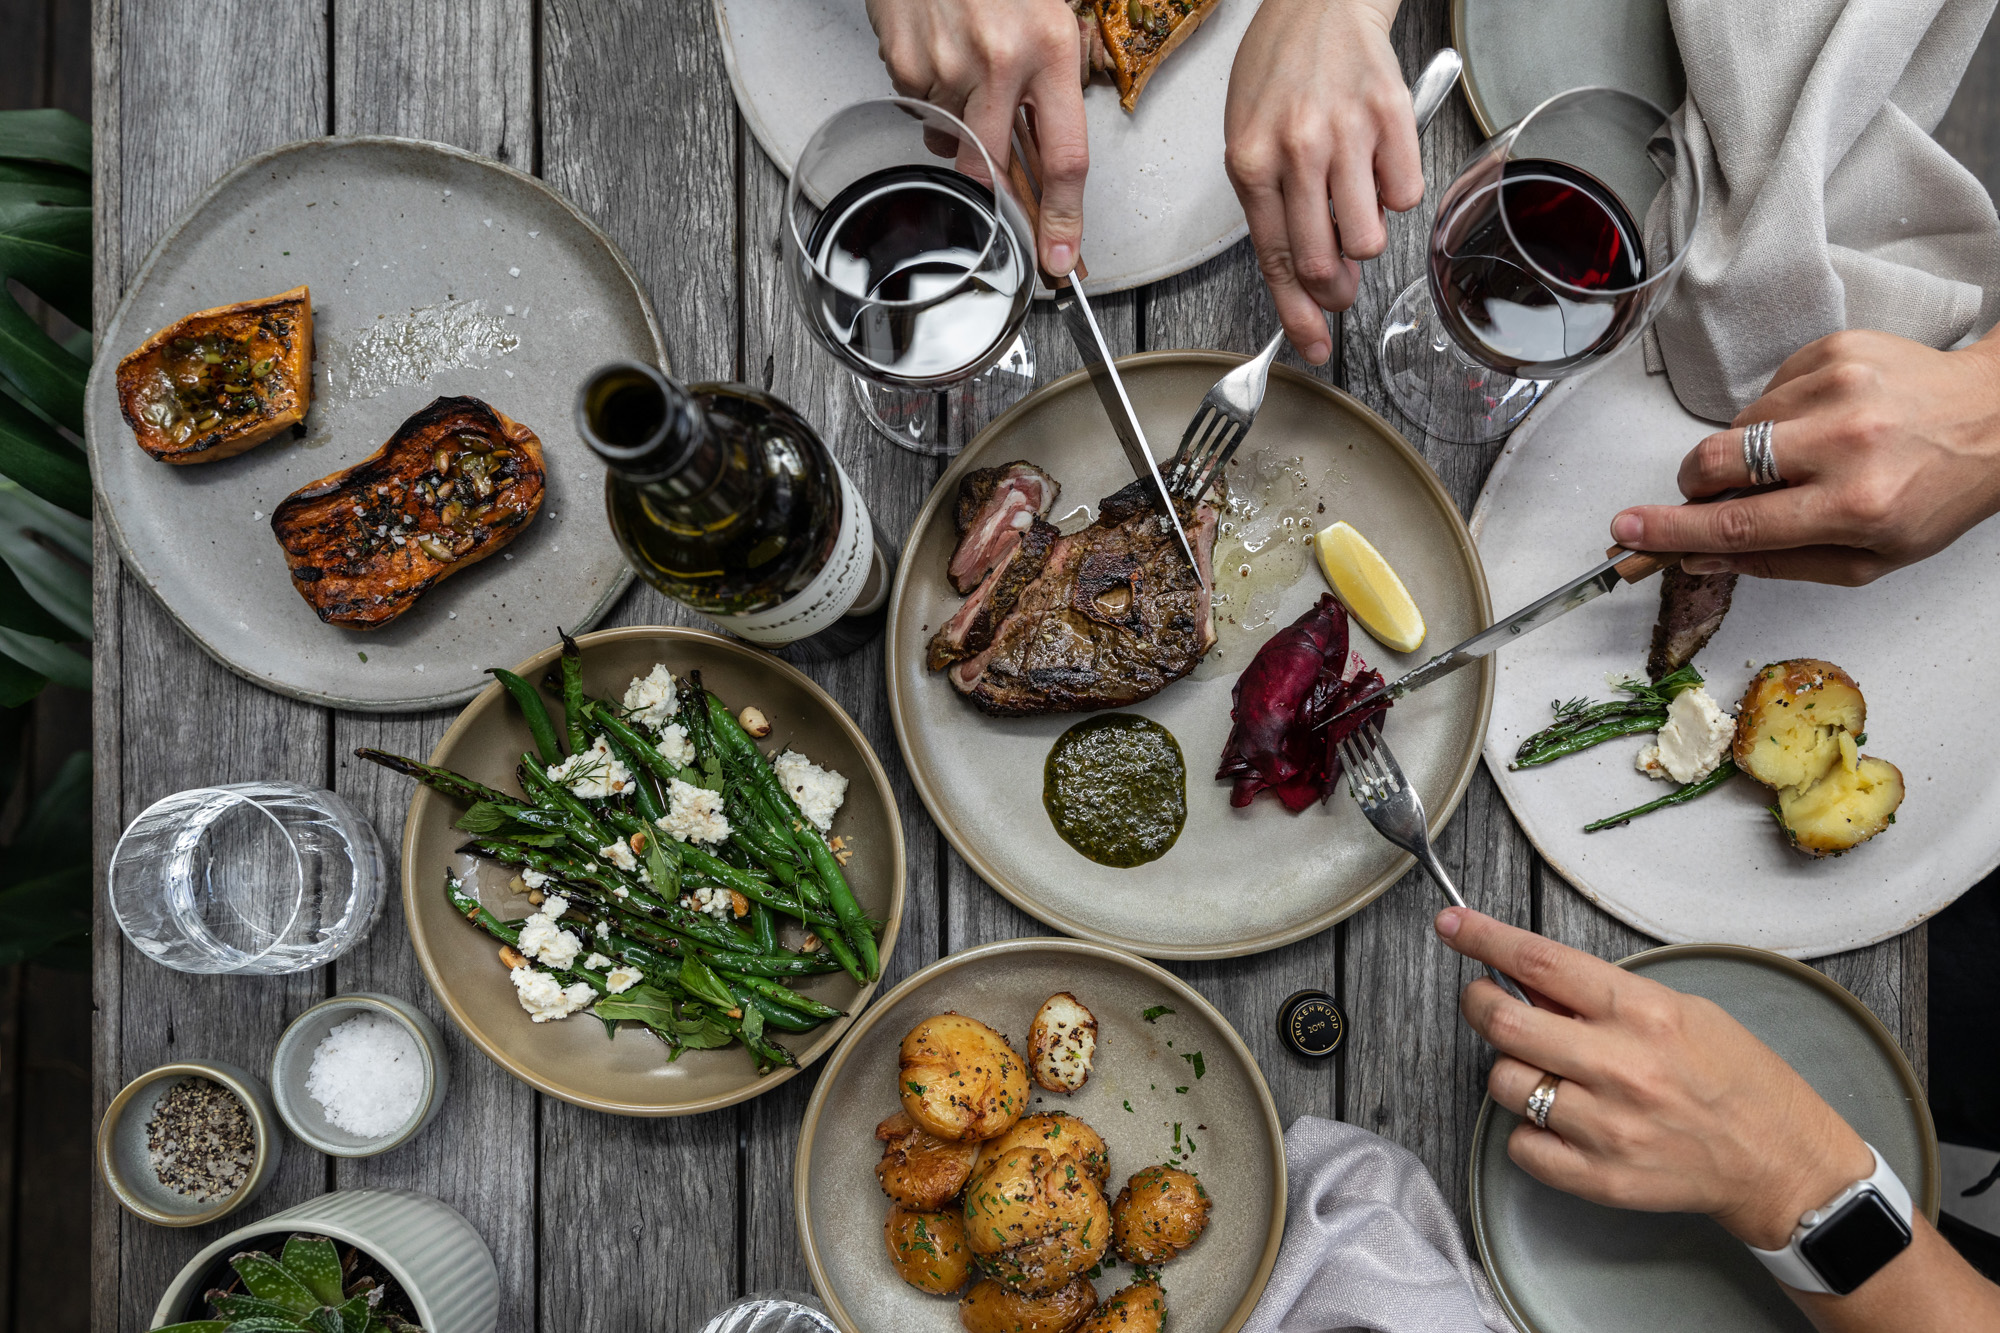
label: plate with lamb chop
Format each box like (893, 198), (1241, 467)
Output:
(886, 352), (1494, 959)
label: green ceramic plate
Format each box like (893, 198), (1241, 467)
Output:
(1452, 0), (1687, 136)
(1470, 945), (1939, 1333)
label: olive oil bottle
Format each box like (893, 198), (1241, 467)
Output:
(576, 361), (894, 660)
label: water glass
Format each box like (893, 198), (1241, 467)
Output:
(109, 781), (386, 975)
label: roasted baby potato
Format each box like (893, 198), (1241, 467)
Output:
(1112, 1164), (1211, 1263)
(885, 1204), (974, 1295)
(959, 1276), (1097, 1333)
(117, 285), (313, 463)
(1734, 659), (1867, 792)
(976, 1113), (1110, 1187)
(876, 1110), (982, 1210)
(964, 1146), (1110, 1263)
(900, 1013), (1029, 1142)
(1028, 992), (1098, 1093)
(1074, 1281), (1166, 1333)
(1777, 753), (1905, 856)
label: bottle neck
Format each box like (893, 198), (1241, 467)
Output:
(576, 361), (730, 500)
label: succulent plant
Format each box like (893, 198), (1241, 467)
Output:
(158, 1233), (425, 1333)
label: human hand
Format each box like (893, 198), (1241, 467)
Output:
(1435, 907), (1873, 1250)
(865, 0), (1090, 274)
(1223, 0), (1422, 363)
(1609, 329), (2000, 585)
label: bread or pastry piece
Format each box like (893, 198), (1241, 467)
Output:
(1074, 1281), (1166, 1333)
(1777, 753), (1904, 857)
(271, 396), (543, 629)
(1092, 0), (1222, 111)
(898, 1013), (1029, 1142)
(1111, 1163), (1211, 1263)
(1027, 992), (1098, 1093)
(1732, 659), (1866, 792)
(116, 285), (313, 463)
(875, 1109), (982, 1210)
(959, 1276), (1098, 1333)
(884, 1204), (974, 1295)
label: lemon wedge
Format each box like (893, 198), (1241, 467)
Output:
(1314, 520), (1426, 653)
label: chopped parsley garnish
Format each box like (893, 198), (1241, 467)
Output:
(1181, 1050), (1206, 1079)
(1123, 1099), (1134, 1112)
(1141, 1005), (1176, 1022)
(1175, 1086), (1188, 1094)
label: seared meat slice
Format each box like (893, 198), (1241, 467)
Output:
(1647, 565), (1738, 680)
(946, 480), (1219, 715)
(928, 517), (1059, 671)
(948, 461), (1061, 594)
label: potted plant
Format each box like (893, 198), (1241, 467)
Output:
(158, 1232), (424, 1331)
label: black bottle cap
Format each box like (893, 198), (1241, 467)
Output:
(575, 359), (711, 491)
(1277, 989), (1345, 1058)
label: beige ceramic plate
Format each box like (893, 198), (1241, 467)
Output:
(887, 353), (1492, 959)
(796, 938), (1285, 1333)
(401, 626), (906, 1116)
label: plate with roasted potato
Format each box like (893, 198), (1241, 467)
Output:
(795, 938), (1285, 1333)
(1471, 351), (1998, 957)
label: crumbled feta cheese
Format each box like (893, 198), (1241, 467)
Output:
(656, 778), (731, 845)
(546, 736), (634, 799)
(623, 663), (679, 731)
(595, 920), (610, 939)
(688, 886), (735, 920)
(604, 966), (643, 995)
(1637, 685), (1736, 784)
(583, 952), (612, 970)
(772, 750), (848, 833)
(655, 722), (694, 767)
(600, 840), (638, 872)
(542, 893), (570, 918)
(517, 910), (583, 971)
(510, 965), (595, 1021)
(521, 867), (552, 890)
(612, 885), (630, 899)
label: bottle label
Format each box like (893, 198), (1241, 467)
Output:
(711, 458), (876, 646)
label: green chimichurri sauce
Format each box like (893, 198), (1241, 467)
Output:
(1043, 714), (1187, 868)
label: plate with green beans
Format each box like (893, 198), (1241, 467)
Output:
(375, 625), (905, 1116)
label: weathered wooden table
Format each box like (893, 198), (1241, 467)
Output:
(88, 5), (1927, 1330)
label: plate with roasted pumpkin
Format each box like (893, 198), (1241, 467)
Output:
(84, 135), (662, 710)
(1473, 351), (1997, 957)
(795, 937), (1285, 1333)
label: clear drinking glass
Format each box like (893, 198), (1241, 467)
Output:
(108, 781), (386, 974)
(785, 97), (1037, 456)
(698, 1292), (836, 1333)
(1378, 87), (1700, 444)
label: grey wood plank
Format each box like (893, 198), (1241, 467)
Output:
(332, 0), (534, 169)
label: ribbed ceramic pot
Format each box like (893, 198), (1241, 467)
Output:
(151, 1187), (498, 1332)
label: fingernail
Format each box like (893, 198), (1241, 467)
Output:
(1047, 243), (1074, 275)
(1436, 907), (1463, 939)
(1305, 341), (1330, 365)
(1681, 556), (1724, 574)
(1611, 513), (1641, 544)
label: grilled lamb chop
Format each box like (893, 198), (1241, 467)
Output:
(1647, 565), (1738, 681)
(945, 479), (1219, 715)
(928, 516), (1059, 670)
(947, 461), (1061, 594)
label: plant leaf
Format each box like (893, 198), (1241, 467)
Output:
(231, 1253), (321, 1314)
(0, 295), (84, 431)
(215, 1318), (313, 1332)
(333, 1293), (376, 1333)
(0, 160), (88, 200)
(211, 1295), (309, 1322)
(0, 389), (90, 516)
(678, 956), (735, 1010)
(0, 184), (91, 328)
(0, 550), (75, 640)
(0, 476), (88, 562)
(0, 630), (89, 690)
(0, 510), (90, 638)
(0, 110), (90, 176)
(0, 646), (46, 706)
(281, 1235), (346, 1307)
(151, 1324), (230, 1333)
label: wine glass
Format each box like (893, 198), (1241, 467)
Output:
(785, 97), (1038, 456)
(1378, 87), (1700, 444)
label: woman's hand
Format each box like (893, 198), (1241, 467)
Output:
(864, 0), (1091, 275)
(1435, 907), (1871, 1250)
(1609, 329), (2000, 586)
(1223, 0), (1422, 364)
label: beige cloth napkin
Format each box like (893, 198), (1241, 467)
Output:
(1646, 0), (2000, 421)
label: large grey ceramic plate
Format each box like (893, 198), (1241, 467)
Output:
(796, 938), (1285, 1333)
(887, 354), (1492, 959)
(1471, 944), (1939, 1333)
(84, 136), (661, 711)
(713, 0), (1258, 295)
(1453, 0), (1686, 136)
(1471, 351), (1995, 957)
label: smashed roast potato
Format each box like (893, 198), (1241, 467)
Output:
(117, 286), (313, 463)
(977, 1112), (1110, 1187)
(1734, 659), (1904, 855)
(1777, 753), (1905, 857)
(1028, 993), (1098, 1093)
(1074, 1281), (1166, 1333)
(964, 1145), (1111, 1280)
(885, 1204), (974, 1295)
(1112, 1164), (1211, 1264)
(959, 1276), (1098, 1333)
(900, 1013), (1029, 1142)
(876, 1110), (982, 1210)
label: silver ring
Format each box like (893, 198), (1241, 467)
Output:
(1525, 1072), (1561, 1130)
(1743, 420), (1782, 487)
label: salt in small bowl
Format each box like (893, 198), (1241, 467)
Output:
(97, 1059), (282, 1227)
(270, 992), (447, 1157)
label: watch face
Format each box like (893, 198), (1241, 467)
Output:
(1798, 1190), (1913, 1296)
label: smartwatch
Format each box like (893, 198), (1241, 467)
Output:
(1747, 1144), (1915, 1296)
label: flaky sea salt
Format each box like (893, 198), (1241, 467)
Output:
(305, 1012), (424, 1137)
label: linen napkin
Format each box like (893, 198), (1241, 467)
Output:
(1645, 0), (2000, 421)
(1242, 1116), (1516, 1333)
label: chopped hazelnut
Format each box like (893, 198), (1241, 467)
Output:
(800, 932), (822, 953)
(738, 705), (772, 738)
(526, 889), (544, 906)
(499, 945), (527, 969)
(729, 890), (750, 917)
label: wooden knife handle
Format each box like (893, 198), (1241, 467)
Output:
(1605, 547), (1682, 583)
(1005, 114), (1087, 286)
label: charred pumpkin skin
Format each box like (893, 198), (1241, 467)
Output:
(116, 285), (313, 464)
(1092, 0), (1222, 111)
(271, 396), (544, 629)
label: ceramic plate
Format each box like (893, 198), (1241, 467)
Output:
(887, 353), (1492, 959)
(85, 136), (660, 711)
(1471, 944), (1939, 1333)
(400, 626), (906, 1116)
(713, 0), (1258, 295)
(1452, 0), (1686, 136)
(796, 938), (1285, 1333)
(1470, 351), (1996, 957)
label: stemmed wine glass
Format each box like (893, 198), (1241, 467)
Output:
(1378, 87), (1700, 444)
(785, 97), (1038, 456)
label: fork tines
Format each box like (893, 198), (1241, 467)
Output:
(1169, 407), (1241, 501)
(1336, 723), (1395, 801)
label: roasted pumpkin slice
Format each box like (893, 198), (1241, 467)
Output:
(1092, 0), (1221, 111)
(271, 396), (544, 629)
(116, 285), (313, 463)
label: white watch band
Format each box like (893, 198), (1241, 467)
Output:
(1748, 1144), (1914, 1294)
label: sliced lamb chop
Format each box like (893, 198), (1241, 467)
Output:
(1647, 565), (1739, 681)
(946, 461), (1061, 594)
(927, 517), (1059, 671)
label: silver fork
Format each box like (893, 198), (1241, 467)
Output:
(1335, 721), (1534, 1006)
(1166, 330), (1283, 501)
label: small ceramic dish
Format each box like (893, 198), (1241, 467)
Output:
(97, 1059), (283, 1227)
(270, 992), (449, 1156)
